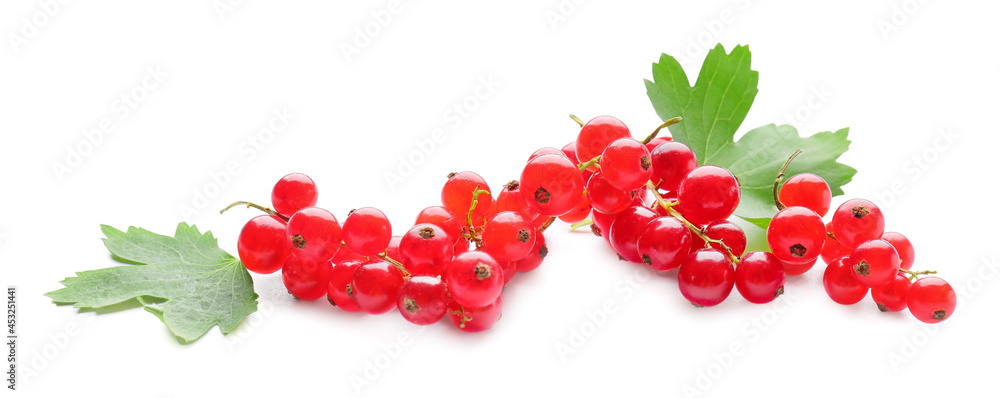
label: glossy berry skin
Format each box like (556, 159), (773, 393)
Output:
(495, 180), (541, 223)
(557, 189), (592, 224)
(576, 116), (631, 167)
(695, 220), (747, 258)
(520, 153), (585, 217)
(441, 171), (493, 221)
(238, 215), (292, 274)
(586, 170), (634, 214)
(636, 216), (691, 271)
(778, 173), (832, 217)
(560, 141), (578, 163)
(831, 199), (885, 249)
(676, 165), (740, 226)
(678, 249), (736, 307)
(609, 205), (658, 263)
(271, 173), (319, 218)
(849, 239), (900, 288)
(649, 141), (697, 192)
(415, 206), (463, 244)
(445, 251), (504, 309)
(528, 147), (567, 161)
(600, 138), (652, 192)
(447, 295), (502, 332)
(821, 222), (852, 265)
(881, 232), (915, 270)
(644, 136), (672, 153)
(735, 251), (785, 304)
(396, 276), (449, 325)
(327, 260), (364, 312)
(591, 209), (617, 243)
(514, 232), (547, 272)
(767, 206), (826, 265)
(872, 272), (911, 312)
(906, 277), (956, 323)
(342, 207), (391, 256)
(350, 261), (404, 315)
(400, 223), (453, 276)
(822, 257), (869, 305)
(286, 207), (342, 263)
(481, 211), (536, 262)
(282, 255), (333, 300)
(781, 257), (817, 276)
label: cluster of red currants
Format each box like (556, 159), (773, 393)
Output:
(231, 170), (550, 333)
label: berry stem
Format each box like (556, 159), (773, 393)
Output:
(772, 149), (804, 211)
(219, 201), (289, 222)
(465, 187), (491, 248)
(641, 116), (683, 145)
(569, 217), (594, 231)
(578, 155), (601, 171)
(899, 268), (937, 282)
(539, 216), (556, 233)
(569, 114), (584, 127)
(448, 306), (474, 328)
(645, 180), (741, 264)
(376, 252), (411, 279)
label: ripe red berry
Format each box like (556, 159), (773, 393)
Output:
(480, 211), (536, 262)
(694, 220), (747, 258)
(608, 205), (658, 263)
(906, 277), (956, 323)
(351, 261), (404, 315)
(778, 173), (832, 217)
(822, 257), (869, 305)
(238, 215), (292, 274)
(286, 207), (342, 262)
(781, 257), (817, 276)
(648, 141), (697, 192)
(676, 165), (740, 226)
(494, 180), (541, 223)
(400, 223), (453, 276)
(397, 276), (449, 325)
(600, 138), (652, 192)
(586, 170), (634, 214)
(871, 272), (911, 312)
(831, 199), (885, 249)
(557, 189), (592, 224)
(519, 154), (585, 217)
(678, 249), (736, 307)
(735, 251), (785, 304)
(560, 141), (578, 163)
(767, 206), (826, 264)
(636, 216), (691, 271)
(820, 222), (851, 265)
(282, 255), (333, 300)
(327, 259), (364, 312)
(447, 295), (502, 332)
(881, 232), (915, 270)
(271, 172), (319, 218)
(414, 206), (463, 245)
(575, 116), (630, 167)
(514, 232), (547, 272)
(441, 171), (493, 221)
(528, 147), (567, 161)
(849, 239), (900, 288)
(341, 207), (391, 256)
(445, 251), (504, 309)
(644, 136), (672, 153)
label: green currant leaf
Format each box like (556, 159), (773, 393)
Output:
(46, 223), (258, 343)
(644, 44), (856, 228)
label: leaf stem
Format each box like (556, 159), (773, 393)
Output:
(569, 114), (584, 127)
(772, 149), (803, 211)
(899, 268), (936, 282)
(641, 116), (683, 144)
(219, 201), (289, 222)
(569, 217), (594, 231)
(465, 187), (491, 248)
(578, 155), (601, 171)
(645, 180), (740, 264)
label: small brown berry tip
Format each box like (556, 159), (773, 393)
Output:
(447, 172), (457, 179)
(854, 260), (871, 276)
(291, 234), (307, 249)
(852, 205), (871, 218)
(419, 227), (435, 239)
(504, 180), (520, 190)
(475, 263), (492, 280)
(933, 310), (947, 321)
(516, 229), (530, 243)
(789, 244), (806, 257)
(534, 187), (551, 204)
(539, 245), (548, 259)
(640, 156), (652, 171)
(642, 254), (652, 266)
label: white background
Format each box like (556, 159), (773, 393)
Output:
(2, 1), (998, 397)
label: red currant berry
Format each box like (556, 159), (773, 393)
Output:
(678, 248), (736, 307)
(831, 199), (885, 249)
(557, 189), (592, 224)
(735, 251), (785, 304)
(820, 222), (851, 266)
(636, 216), (691, 271)
(327, 259), (364, 312)
(849, 239), (900, 288)
(906, 277), (956, 323)
(238, 215), (292, 274)
(644, 136), (672, 153)
(444, 251), (504, 309)
(822, 257), (868, 305)
(881, 232), (915, 270)
(695, 220), (747, 258)
(282, 255), (333, 300)
(342, 207), (391, 256)
(400, 223), (453, 276)
(480, 211), (536, 262)
(415, 206), (463, 245)
(500, 261), (517, 284)
(767, 206), (825, 264)
(271, 172), (318, 218)
(781, 257), (817, 276)
(397, 276), (449, 325)
(576, 116), (630, 167)
(648, 141), (697, 193)
(586, 170), (634, 214)
(520, 153), (585, 217)
(447, 295), (502, 332)
(528, 147), (567, 162)
(560, 141), (578, 163)
(495, 180), (541, 223)
(608, 205), (658, 263)
(872, 272), (911, 312)
(676, 165), (740, 226)
(441, 171), (493, 221)
(351, 261), (404, 315)
(514, 232), (547, 272)
(600, 138), (652, 191)
(287, 207), (342, 262)
(778, 173), (832, 217)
